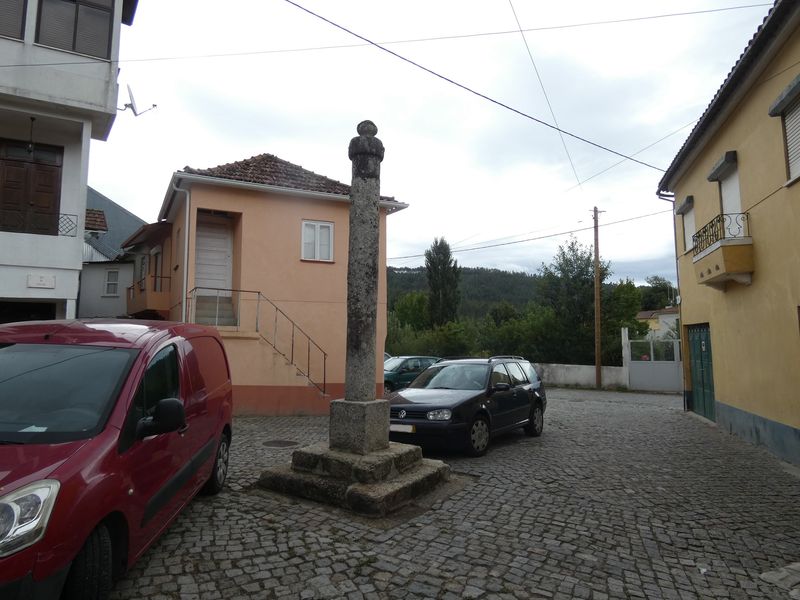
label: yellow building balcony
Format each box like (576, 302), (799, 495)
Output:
(692, 213), (753, 288)
(127, 276), (172, 317)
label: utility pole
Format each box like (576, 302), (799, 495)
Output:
(593, 206), (602, 389)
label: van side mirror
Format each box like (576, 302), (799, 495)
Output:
(492, 382), (511, 393)
(136, 398), (186, 439)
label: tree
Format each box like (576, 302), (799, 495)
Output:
(393, 291), (429, 331)
(536, 237), (610, 364)
(639, 275), (676, 310)
(425, 237), (460, 326)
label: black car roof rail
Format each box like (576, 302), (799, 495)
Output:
(488, 355), (525, 361)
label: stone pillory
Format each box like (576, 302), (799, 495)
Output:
(258, 122), (449, 516)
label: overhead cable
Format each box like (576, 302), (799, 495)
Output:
(282, 0), (665, 172)
(388, 209), (673, 260)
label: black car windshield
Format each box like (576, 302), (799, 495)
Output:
(0, 343), (138, 444)
(409, 364), (487, 391)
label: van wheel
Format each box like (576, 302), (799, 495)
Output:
(202, 431), (230, 495)
(62, 524), (112, 600)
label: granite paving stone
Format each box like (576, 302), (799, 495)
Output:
(109, 390), (800, 599)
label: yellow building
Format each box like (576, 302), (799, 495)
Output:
(124, 153), (406, 415)
(657, 0), (800, 465)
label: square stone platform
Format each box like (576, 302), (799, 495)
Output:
(258, 441), (450, 517)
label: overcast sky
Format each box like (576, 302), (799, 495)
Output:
(88, 0), (774, 285)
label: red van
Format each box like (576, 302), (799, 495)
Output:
(0, 320), (233, 600)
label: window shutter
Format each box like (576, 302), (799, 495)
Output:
(0, 0), (25, 39)
(38, 0), (76, 52)
(75, 4), (111, 58)
(785, 99), (800, 180)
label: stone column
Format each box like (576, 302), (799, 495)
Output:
(328, 121), (389, 454)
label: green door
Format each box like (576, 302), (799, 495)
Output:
(688, 324), (716, 421)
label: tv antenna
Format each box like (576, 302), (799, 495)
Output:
(119, 84), (156, 116)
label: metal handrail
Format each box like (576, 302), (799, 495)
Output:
(692, 212), (750, 256)
(187, 287), (327, 395)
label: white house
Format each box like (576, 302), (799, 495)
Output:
(78, 187), (146, 318)
(0, 0), (139, 323)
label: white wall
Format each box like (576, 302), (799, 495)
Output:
(538, 364), (629, 389)
(0, 0), (128, 140)
(0, 111), (91, 319)
(78, 262), (133, 318)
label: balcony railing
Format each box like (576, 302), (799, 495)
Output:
(127, 275), (172, 315)
(692, 212), (749, 256)
(188, 287), (327, 395)
(0, 212), (77, 236)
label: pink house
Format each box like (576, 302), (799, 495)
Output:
(123, 153), (406, 414)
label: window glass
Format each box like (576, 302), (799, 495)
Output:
(506, 362), (528, 386)
(490, 364), (511, 387)
(301, 220), (333, 261)
(104, 269), (119, 295)
(0, 344), (137, 443)
(0, 0), (26, 39)
(521, 362), (540, 385)
(130, 345), (180, 422)
(302, 222), (316, 260)
(409, 363), (487, 391)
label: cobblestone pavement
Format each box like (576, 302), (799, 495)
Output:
(110, 389), (800, 600)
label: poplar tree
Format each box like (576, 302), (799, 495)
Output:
(425, 237), (461, 326)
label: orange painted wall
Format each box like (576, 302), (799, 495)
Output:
(173, 183), (390, 404)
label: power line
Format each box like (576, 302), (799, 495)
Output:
(564, 118), (700, 192)
(508, 0), (581, 186)
(0, 4), (771, 70)
(388, 209), (673, 260)
(283, 0), (665, 173)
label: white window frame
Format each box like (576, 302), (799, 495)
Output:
(103, 268), (119, 297)
(301, 220), (334, 262)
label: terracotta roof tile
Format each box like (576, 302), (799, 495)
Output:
(183, 154), (356, 197)
(85, 208), (108, 232)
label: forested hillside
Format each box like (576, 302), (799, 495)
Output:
(388, 266), (539, 318)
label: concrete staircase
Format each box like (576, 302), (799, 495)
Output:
(194, 295), (236, 327)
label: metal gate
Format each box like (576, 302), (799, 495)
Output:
(687, 324), (715, 421)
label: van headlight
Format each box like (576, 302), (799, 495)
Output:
(0, 480), (60, 558)
(427, 409), (452, 421)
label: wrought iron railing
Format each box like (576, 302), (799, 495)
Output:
(58, 213), (78, 236)
(128, 275), (171, 299)
(692, 212), (749, 256)
(0, 212), (77, 236)
(188, 287), (327, 395)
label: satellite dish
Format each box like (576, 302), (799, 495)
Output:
(118, 84), (156, 116)
(127, 84), (139, 115)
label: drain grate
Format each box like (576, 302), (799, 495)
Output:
(263, 440), (300, 448)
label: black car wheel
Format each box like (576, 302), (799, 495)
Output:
(202, 431), (230, 495)
(466, 415), (490, 456)
(384, 382), (394, 393)
(61, 524), (113, 600)
(524, 402), (544, 437)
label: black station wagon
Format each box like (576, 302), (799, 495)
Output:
(387, 356), (546, 456)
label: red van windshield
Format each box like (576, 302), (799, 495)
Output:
(0, 344), (138, 444)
